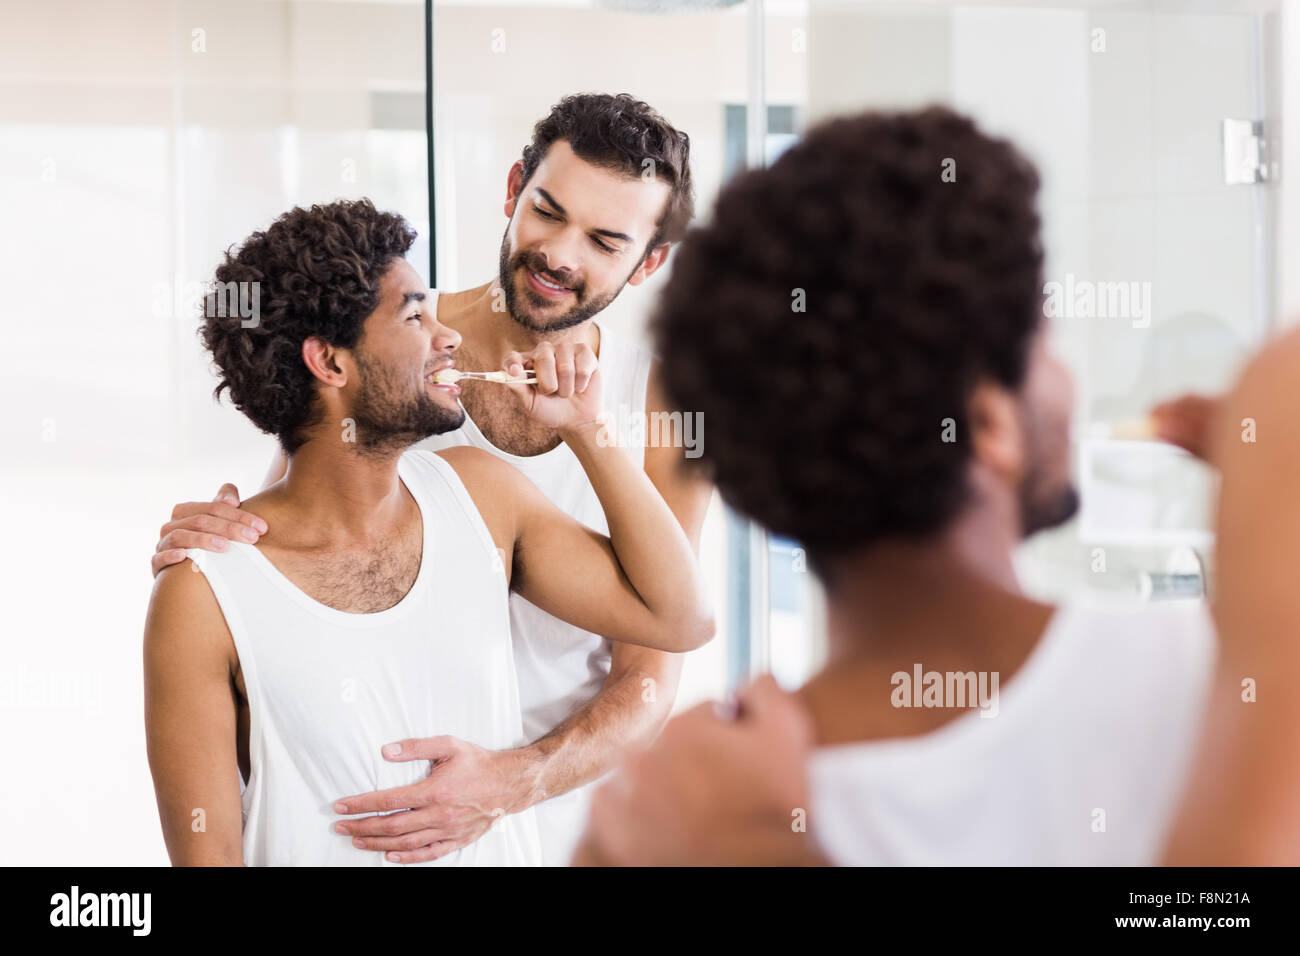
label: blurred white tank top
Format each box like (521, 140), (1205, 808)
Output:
(186, 449), (542, 866)
(807, 600), (1216, 865)
(414, 290), (653, 865)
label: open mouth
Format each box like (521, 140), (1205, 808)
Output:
(425, 362), (460, 395)
(524, 267), (573, 299)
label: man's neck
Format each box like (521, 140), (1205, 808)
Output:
(821, 473), (1043, 664)
(447, 277), (601, 361)
(272, 439), (410, 547)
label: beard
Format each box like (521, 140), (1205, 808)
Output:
(348, 349), (466, 457)
(1017, 405), (1079, 536)
(1018, 463), (1079, 537)
(497, 230), (625, 334)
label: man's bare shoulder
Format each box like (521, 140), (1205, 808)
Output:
(146, 559), (236, 664)
(1216, 325), (1300, 471)
(431, 282), (492, 334)
(430, 445), (523, 490)
(425, 446), (536, 553)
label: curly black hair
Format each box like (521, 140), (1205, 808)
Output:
(201, 198), (416, 453)
(650, 106), (1045, 571)
(520, 92), (695, 256)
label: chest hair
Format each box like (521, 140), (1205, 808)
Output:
(264, 518), (424, 613)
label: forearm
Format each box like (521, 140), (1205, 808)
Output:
(514, 654), (682, 809)
(559, 420), (710, 639)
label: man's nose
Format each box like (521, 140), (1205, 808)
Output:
(534, 230), (583, 278)
(432, 320), (461, 353)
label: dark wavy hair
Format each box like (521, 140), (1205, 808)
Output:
(650, 106), (1045, 573)
(201, 198), (416, 453)
(519, 92), (695, 256)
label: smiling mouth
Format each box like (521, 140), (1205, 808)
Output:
(525, 267), (573, 297)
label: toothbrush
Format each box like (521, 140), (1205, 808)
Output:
(433, 368), (538, 386)
(1081, 416), (1159, 440)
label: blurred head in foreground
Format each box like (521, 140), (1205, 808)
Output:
(651, 106), (1078, 587)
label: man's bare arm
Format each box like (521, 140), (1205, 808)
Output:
(143, 561), (246, 865)
(1163, 330), (1300, 864)
(515, 362), (711, 802)
(513, 419), (713, 652)
(446, 422), (713, 653)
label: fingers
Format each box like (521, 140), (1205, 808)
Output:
(380, 735), (458, 763)
(499, 351), (535, 406)
(735, 673), (818, 748)
(734, 673), (784, 718)
(384, 840), (465, 865)
(350, 828), (446, 853)
(501, 350), (528, 380)
(531, 343), (559, 394)
(573, 343), (597, 394)
(333, 781), (427, 816)
(502, 343), (596, 398)
(213, 482), (242, 507)
(1150, 394), (1219, 462)
(168, 499), (268, 535)
(151, 549), (189, 577)
(554, 349), (575, 397)
(157, 512), (261, 551)
(336, 808), (445, 839)
(155, 530), (229, 564)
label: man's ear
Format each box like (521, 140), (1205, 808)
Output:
(503, 160), (525, 220)
(967, 380), (1024, 483)
(626, 244), (672, 286)
(302, 337), (349, 388)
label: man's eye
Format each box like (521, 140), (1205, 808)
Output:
(593, 238), (615, 254)
(407, 313), (421, 322)
(534, 206), (558, 220)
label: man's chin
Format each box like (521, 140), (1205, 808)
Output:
(410, 405), (467, 441)
(431, 406), (467, 437)
(1023, 486), (1080, 538)
(353, 409), (466, 455)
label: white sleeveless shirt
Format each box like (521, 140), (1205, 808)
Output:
(414, 290), (653, 865)
(186, 449), (542, 866)
(807, 600), (1216, 865)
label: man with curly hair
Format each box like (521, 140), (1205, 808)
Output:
(575, 106), (1217, 866)
(150, 93), (711, 865)
(143, 197), (713, 866)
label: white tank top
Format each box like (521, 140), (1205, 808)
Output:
(414, 290), (653, 865)
(807, 600), (1216, 865)
(186, 449), (542, 866)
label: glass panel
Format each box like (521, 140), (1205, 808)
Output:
(764, 0), (1276, 630)
(431, 0), (756, 709)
